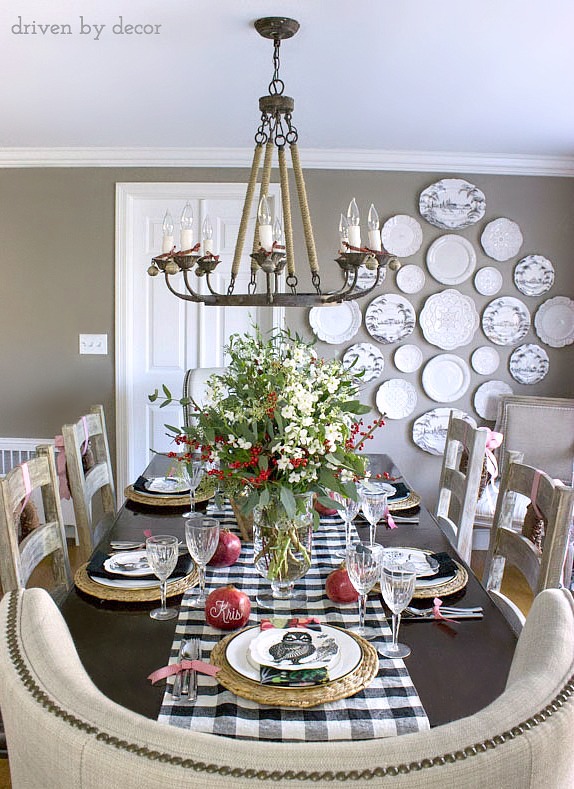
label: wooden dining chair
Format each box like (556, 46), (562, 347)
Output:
(182, 367), (226, 427)
(62, 404), (116, 563)
(0, 445), (72, 603)
(435, 413), (489, 564)
(483, 454), (574, 636)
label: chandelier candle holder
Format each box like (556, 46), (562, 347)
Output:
(147, 17), (400, 307)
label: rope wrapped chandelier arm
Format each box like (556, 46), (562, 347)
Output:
(147, 17), (400, 307)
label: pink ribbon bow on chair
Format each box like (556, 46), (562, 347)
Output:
(483, 430), (503, 515)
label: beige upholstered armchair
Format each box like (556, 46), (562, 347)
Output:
(0, 587), (573, 788)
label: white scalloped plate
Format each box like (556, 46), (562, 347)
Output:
(394, 344), (423, 373)
(421, 355), (471, 403)
(481, 218), (523, 262)
(381, 215), (423, 257)
(474, 267), (503, 296)
(365, 294), (416, 344)
(419, 290), (479, 350)
(474, 381), (513, 421)
(309, 302), (361, 344)
(396, 264), (426, 294)
(534, 296), (574, 348)
(509, 344), (549, 385)
(427, 234), (477, 285)
(375, 379), (417, 419)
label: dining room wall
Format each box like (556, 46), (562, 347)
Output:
(0, 166), (572, 509)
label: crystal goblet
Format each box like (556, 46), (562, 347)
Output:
(379, 557), (417, 658)
(331, 487), (361, 559)
(345, 542), (384, 640)
(181, 454), (205, 517)
(146, 534), (179, 621)
(358, 486), (388, 546)
(185, 515), (220, 608)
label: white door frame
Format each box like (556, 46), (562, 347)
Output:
(115, 182), (284, 493)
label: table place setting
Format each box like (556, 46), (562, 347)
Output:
(155, 515), (431, 742)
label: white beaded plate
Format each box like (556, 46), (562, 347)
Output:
(481, 218), (523, 262)
(375, 379), (417, 419)
(471, 346), (501, 376)
(474, 267), (503, 296)
(396, 264), (426, 294)
(534, 296), (574, 348)
(309, 302), (361, 344)
(381, 215), (423, 257)
(419, 290), (479, 350)
(394, 344), (423, 373)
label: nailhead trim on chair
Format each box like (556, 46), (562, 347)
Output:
(4, 591), (574, 782)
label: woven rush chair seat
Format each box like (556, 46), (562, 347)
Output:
(0, 587), (573, 788)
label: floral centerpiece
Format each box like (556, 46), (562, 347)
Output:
(150, 328), (383, 597)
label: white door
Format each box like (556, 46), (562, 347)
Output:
(115, 182), (283, 493)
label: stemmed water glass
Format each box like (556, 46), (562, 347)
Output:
(146, 535), (180, 621)
(331, 488), (361, 559)
(358, 486), (388, 546)
(181, 453), (205, 517)
(185, 515), (220, 608)
(379, 557), (417, 658)
(345, 542), (384, 640)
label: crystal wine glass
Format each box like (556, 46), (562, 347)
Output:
(345, 542), (384, 639)
(331, 488), (361, 559)
(146, 534), (180, 621)
(185, 515), (220, 608)
(358, 486), (388, 546)
(379, 557), (417, 658)
(181, 454), (205, 517)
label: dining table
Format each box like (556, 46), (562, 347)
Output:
(60, 453), (517, 732)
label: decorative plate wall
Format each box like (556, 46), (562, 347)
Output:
(426, 234), (476, 285)
(375, 379), (417, 419)
(412, 408), (476, 455)
(474, 380), (513, 421)
(342, 343), (385, 383)
(355, 264), (385, 291)
(508, 344), (549, 385)
(482, 297), (530, 346)
(481, 218), (523, 262)
(365, 294), (416, 344)
(380, 215), (423, 257)
(534, 296), (574, 348)
(514, 255), (554, 297)
(419, 179), (486, 229)
(309, 302), (361, 344)
(419, 289), (479, 350)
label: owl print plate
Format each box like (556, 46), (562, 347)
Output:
(225, 626), (362, 684)
(248, 627), (341, 672)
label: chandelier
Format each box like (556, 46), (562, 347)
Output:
(147, 17), (400, 307)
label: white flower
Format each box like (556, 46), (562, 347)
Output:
(237, 438), (252, 450)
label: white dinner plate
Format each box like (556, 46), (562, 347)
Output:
(426, 234), (476, 285)
(103, 550), (153, 578)
(248, 627), (342, 672)
(359, 480), (397, 498)
(412, 408), (476, 455)
(381, 215), (423, 257)
(375, 379), (417, 419)
(144, 476), (189, 494)
(396, 264), (426, 294)
(474, 267), (503, 296)
(309, 302), (362, 344)
(419, 179), (486, 230)
(481, 218), (523, 262)
(474, 381), (513, 421)
(226, 625), (362, 685)
(421, 355), (471, 403)
(383, 548), (439, 579)
(342, 342), (385, 383)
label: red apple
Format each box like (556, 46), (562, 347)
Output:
(205, 585), (251, 630)
(325, 563), (359, 603)
(207, 528), (242, 567)
(314, 494), (338, 517)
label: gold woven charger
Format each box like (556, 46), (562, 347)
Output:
(74, 563), (198, 602)
(124, 485), (211, 509)
(210, 625), (379, 708)
(388, 490), (421, 512)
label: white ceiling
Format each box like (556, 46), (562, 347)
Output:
(1, 0), (573, 168)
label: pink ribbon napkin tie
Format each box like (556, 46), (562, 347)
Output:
(148, 659), (220, 685)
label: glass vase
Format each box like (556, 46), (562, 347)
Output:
(252, 492), (314, 608)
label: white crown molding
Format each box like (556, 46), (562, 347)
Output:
(1, 146), (573, 177)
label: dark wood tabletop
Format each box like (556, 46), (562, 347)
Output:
(60, 453), (517, 729)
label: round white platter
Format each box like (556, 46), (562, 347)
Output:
(375, 379), (417, 419)
(534, 296), (574, 348)
(482, 297), (531, 346)
(426, 234), (477, 285)
(394, 344), (423, 373)
(342, 342), (385, 384)
(419, 289), (479, 350)
(103, 550), (152, 578)
(514, 255), (554, 297)
(419, 179), (486, 230)
(365, 294), (416, 344)
(421, 354), (471, 403)
(412, 408), (476, 455)
(471, 346), (501, 376)
(309, 302), (361, 344)
(381, 214), (423, 257)
(396, 264), (426, 294)
(474, 267), (503, 296)
(509, 344), (549, 385)
(474, 381), (513, 421)
(481, 218), (523, 262)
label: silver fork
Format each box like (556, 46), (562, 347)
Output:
(182, 638), (200, 702)
(172, 640), (187, 700)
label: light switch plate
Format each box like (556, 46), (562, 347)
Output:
(79, 334), (108, 355)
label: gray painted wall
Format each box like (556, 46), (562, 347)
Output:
(1, 167), (572, 509)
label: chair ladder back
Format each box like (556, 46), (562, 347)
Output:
(62, 405), (116, 563)
(0, 445), (72, 597)
(436, 414), (489, 564)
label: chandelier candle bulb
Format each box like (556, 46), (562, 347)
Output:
(162, 210), (174, 253)
(257, 196), (274, 252)
(347, 198), (361, 249)
(202, 215), (214, 255)
(180, 202), (194, 251)
(368, 204), (382, 251)
(339, 213), (349, 253)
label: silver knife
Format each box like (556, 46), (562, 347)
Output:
(172, 640), (187, 700)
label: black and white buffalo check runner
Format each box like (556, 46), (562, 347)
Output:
(158, 505), (430, 741)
